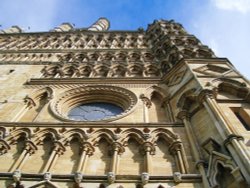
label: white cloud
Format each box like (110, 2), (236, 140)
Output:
(189, 1), (250, 79)
(212, 0), (250, 13)
(207, 38), (220, 55)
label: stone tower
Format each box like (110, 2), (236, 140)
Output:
(0, 18), (249, 188)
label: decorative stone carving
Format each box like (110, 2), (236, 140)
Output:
(24, 96), (36, 108)
(167, 68), (187, 87)
(147, 19), (215, 73)
(173, 172), (182, 183)
(207, 151), (245, 187)
(44, 172), (52, 181)
(107, 172), (115, 184)
(141, 172), (149, 185)
(74, 172), (83, 184)
(0, 139), (10, 155)
(141, 142), (155, 155)
(193, 64), (231, 76)
(139, 94), (152, 108)
(13, 170), (21, 182)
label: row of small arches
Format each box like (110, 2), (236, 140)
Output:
(41, 62), (161, 78)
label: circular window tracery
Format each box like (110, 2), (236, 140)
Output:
(50, 85), (137, 122)
(68, 102), (124, 121)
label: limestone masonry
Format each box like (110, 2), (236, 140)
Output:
(0, 18), (249, 188)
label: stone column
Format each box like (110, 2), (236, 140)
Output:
(10, 141), (37, 172)
(33, 94), (53, 122)
(198, 89), (250, 183)
(169, 141), (187, 174)
(177, 110), (211, 188)
(109, 142), (124, 174)
(140, 94), (152, 123)
(141, 142), (155, 174)
(77, 142), (94, 173)
(11, 97), (36, 122)
(42, 141), (65, 173)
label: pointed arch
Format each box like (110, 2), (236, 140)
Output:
(207, 151), (245, 188)
(120, 128), (144, 146)
(90, 129), (115, 145)
(33, 128), (60, 144)
(20, 87), (54, 121)
(151, 128), (178, 145)
(28, 87), (54, 103)
(144, 85), (169, 101)
(7, 128), (32, 143)
(62, 128), (87, 144)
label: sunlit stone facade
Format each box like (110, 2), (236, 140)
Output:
(0, 18), (250, 188)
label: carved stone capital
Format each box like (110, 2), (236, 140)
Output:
(24, 96), (36, 108)
(139, 94), (152, 108)
(53, 141), (66, 155)
(25, 140), (38, 155)
(197, 89), (215, 104)
(110, 142), (125, 155)
(195, 160), (208, 169)
(169, 141), (182, 155)
(82, 142), (95, 155)
(176, 110), (190, 120)
(141, 142), (155, 155)
(223, 134), (244, 147)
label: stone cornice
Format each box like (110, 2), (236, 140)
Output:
(0, 172), (202, 182)
(26, 77), (161, 85)
(0, 122), (184, 128)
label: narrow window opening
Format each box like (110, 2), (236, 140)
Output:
(231, 107), (250, 131)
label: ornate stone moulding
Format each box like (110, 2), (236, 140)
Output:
(50, 85), (138, 122)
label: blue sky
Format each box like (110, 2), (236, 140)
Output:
(1, 0), (250, 79)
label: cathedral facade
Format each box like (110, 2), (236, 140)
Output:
(0, 18), (249, 188)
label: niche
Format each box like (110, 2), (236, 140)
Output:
(22, 136), (53, 173)
(148, 91), (167, 122)
(119, 138), (143, 175)
(52, 137), (81, 174)
(151, 138), (176, 175)
(85, 138), (111, 175)
(3, 136), (26, 172)
(20, 92), (48, 122)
